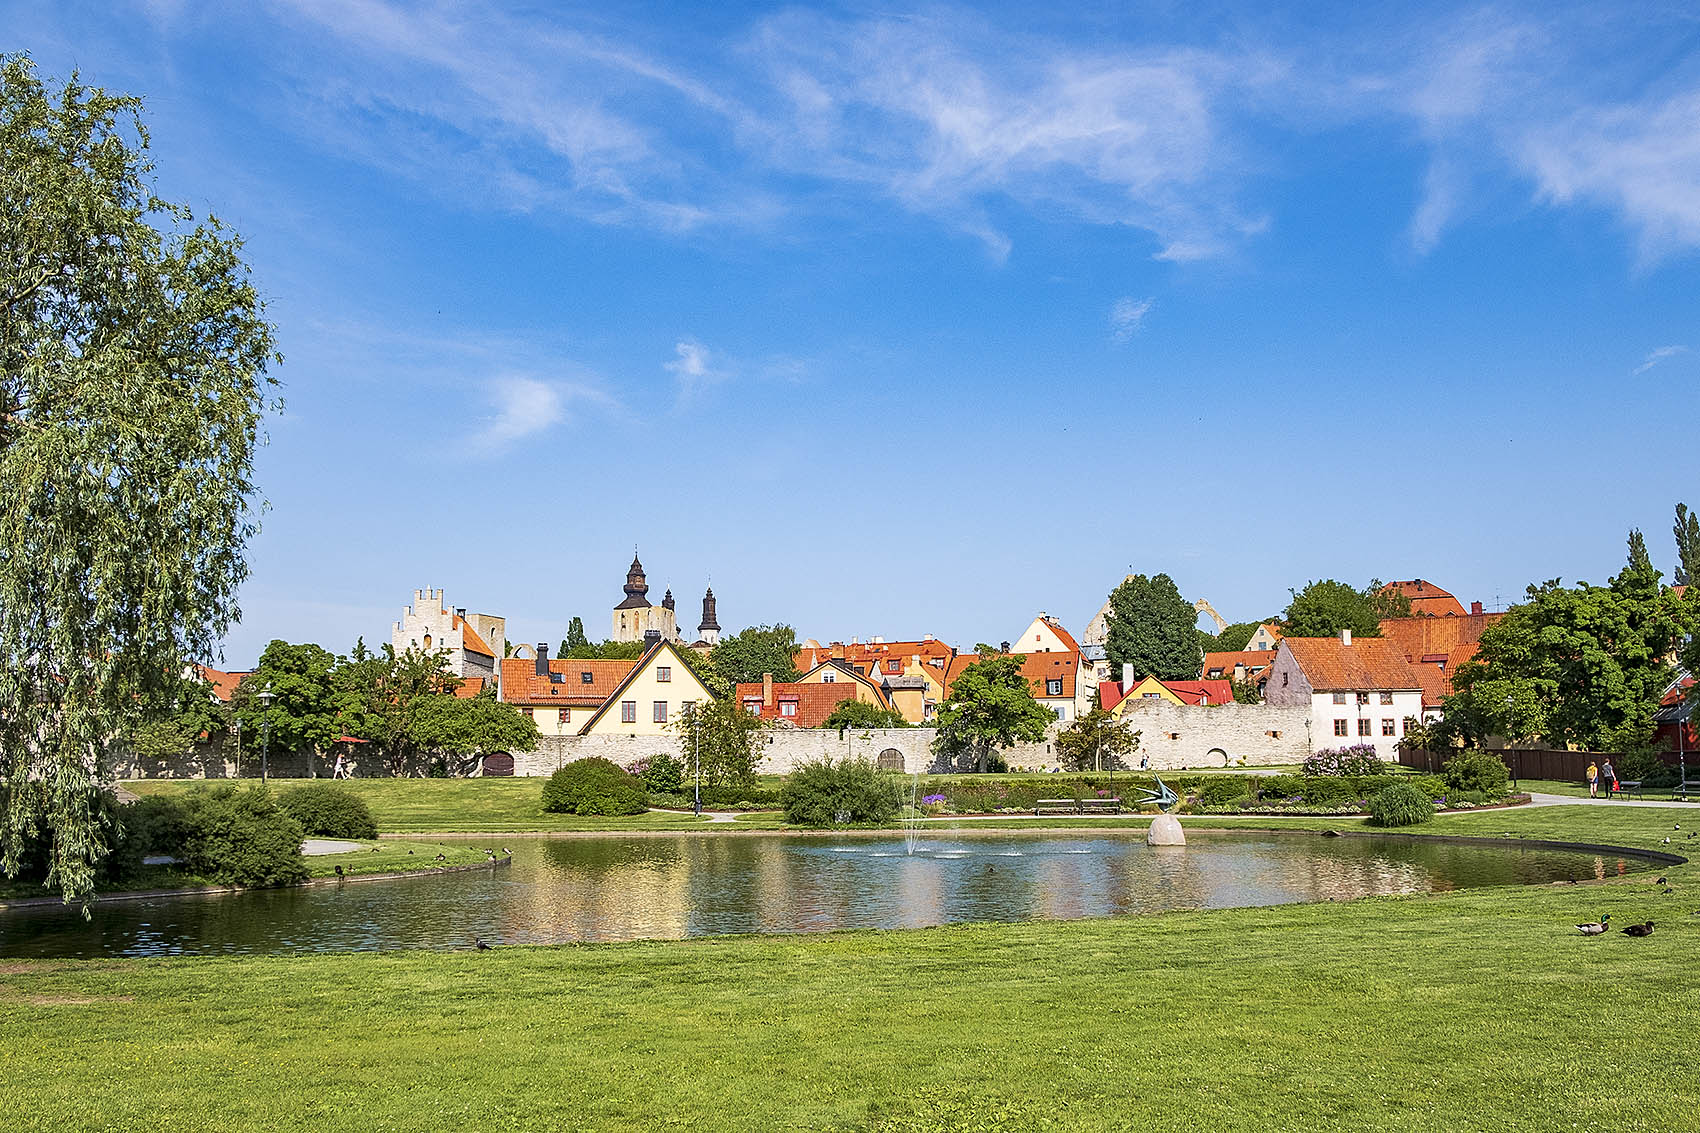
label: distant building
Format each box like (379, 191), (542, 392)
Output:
(692, 586), (721, 651)
(943, 648), (1089, 723)
(1201, 651), (1278, 683)
(1382, 579), (1469, 618)
(500, 638), (713, 737)
(737, 673), (877, 728)
(1245, 623), (1283, 652)
(1262, 630), (1425, 759)
(393, 588), (504, 682)
(1101, 676), (1236, 712)
(611, 554), (682, 644)
(1379, 607), (1504, 717)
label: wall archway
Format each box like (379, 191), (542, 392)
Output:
(482, 752), (515, 777)
(876, 748), (905, 772)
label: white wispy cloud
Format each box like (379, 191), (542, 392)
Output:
(470, 376), (564, 451)
(1633, 345), (1689, 376)
(664, 339), (727, 399)
(1109, 297), (1155, 343)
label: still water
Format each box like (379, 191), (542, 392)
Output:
(0, 830), (1640, 958)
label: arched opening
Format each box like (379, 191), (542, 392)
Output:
(1206, 747), (1228, 767)
(482, 752), (515, 777)
(877, 748), (904, 772)
(422, 633), (433, 650)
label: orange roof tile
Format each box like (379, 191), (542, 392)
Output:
(942, 651), (1078, 701)
(734, 682), (860, 728)
(1383, 580), (1469, 618)
(500, 657), (636, 707)
(1282, 637), (1425, 692)
(1201, 650), (1277, 679)
(454, 677), (486, 699)
(1040, 616), (1081, 654)
(456, 616), (494, 658)
(196, 665), (249, 703)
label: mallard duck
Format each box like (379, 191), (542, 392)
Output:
(1577, 914), (1612, 936)
(1622, 921), (1655, 937)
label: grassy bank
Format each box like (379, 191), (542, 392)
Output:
(1, 805), (1695, 1131)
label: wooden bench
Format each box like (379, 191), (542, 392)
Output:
(1079, 798), (1122, 815)
(1034, 798), (1123, 816)
(1668, 781), (1700, 802)
(1607, 780), (1644, 800)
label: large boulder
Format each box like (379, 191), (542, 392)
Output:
(1147, 814), (1186, 846)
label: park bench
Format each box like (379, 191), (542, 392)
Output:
(1607, 780), (1644, 800)
(1034, 798), (1123, 816)
(1079, 798), (1122, 815)
(1667, 781), (1700, 802)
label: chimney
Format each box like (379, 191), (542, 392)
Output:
(1000, 641), (1011, 653)
(535, 642), (549, 676)
(1340, 628), (1353, 646)
(1471, 601), (1483, 615)
(763, 672), (774, 707)
(643, 629), (662, 651)
(1233, 663), (1246, 683)
(455, 607), (466, 620)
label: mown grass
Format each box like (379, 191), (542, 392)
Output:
(1, 806), (1696, 1131)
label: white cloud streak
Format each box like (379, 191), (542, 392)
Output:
(470, 376), (564, 451)
(664, 339), (727, 399)
(1633, 345), (1689, 376)
(1109, 297), (1155, 343)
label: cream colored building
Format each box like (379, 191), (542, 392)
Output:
(392, 588), (504, 681)
(611, 554), (681, 644)
(575, 640), (716, 737)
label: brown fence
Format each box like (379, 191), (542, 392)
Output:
(1395, 747), (1662, 782)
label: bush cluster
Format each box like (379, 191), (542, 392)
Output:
(277, 784), (377, 839)
(639, 752), (684, 793)
(1406, 774), (1447, 800)
(1443, 751), (1510, 797)
(124, 785), (308, 888)
(1196, 776), (1253, 806)
(1304, 744), (1387, 777)
(1368, 782), (1434, 827)
(542, 758), (647, 816)
(780, 759), (901, 827)
(1256, 774), (1304, 800)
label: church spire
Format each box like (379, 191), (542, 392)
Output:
(615, 552), (651, 610)
(698, 585), (720, 645)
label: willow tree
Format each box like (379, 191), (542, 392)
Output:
(0, 56), (278, 900)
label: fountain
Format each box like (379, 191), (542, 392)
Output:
(896, 771), (923, 855)
(1138, 775), (1186, 846)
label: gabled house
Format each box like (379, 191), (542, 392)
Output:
(1382, 579), (1468, 618)
(1378, 607), (1503, 717)
(794, 659), (889, 706)
(1200, 650), (1278, 683)
(1262, 631), (1425, 759)
(1245, 623), (1283, 652)
(570, 638), (717, 737)
(944, 649), (1086, 723)
(499, 638), (715, 737)
(737, 675), (864, 728)
(1101, 676), (1235, 714)
(393, 588), (505, 683)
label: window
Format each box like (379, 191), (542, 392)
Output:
(656, 666), (671, 683)
(621, 700), (636, 724)
(681, 700), (695, 714)
(580, 671), (593, 684)
(1358, 718), (1372, 736)
(1379, 691), (1393, 706)
(1267, 730), (1282, 739)
(1332, 692), (1347, 705)
(1143, 692), (1160, 700)
(1208, 668), (1224, 679)
(780, 700), (797, 717)
(1282, 672), (1288, 687)
(1055, 706), (1069, 720)
(1356, 692), (1370, 707)
(1046, 678), (1063, 696)
(1382, 718), (1396, 736)
(822, 671), (836, 683)
(557, 708), (569, 724)
(887, 661), (900, 673)
(522, 707), (534, 718)
(653, 701), (667, 724)
(1334, 719), (1349, 736)
(744, 700), (762, 715)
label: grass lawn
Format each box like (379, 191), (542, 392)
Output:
(2, 804), (1697, 1130)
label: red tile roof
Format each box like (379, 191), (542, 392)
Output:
(1383, 580), (1468, 618)
(794, 638), (955, 673)
(1039, 616), (1080, 654)
(456, 616), (494, 658)
(196, 665), (249, 703)
(943, 651), (1078, 701)
(1283, 637), (1425, 692)
(500, 657), (637, 707)
(1379, 613), (1503, 703)
(453, 677), (486, 699)
(1101, 678), (1234, 708)
(1201, 650), (1277, 679)
(735, 682), (860, 728)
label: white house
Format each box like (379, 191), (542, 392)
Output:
(1260, 630), (1425, 761)
(392, 588), (504, 682)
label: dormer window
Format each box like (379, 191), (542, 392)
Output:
(581, 671), (593, 684)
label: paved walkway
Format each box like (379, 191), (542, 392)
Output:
(1526, 791), (1700, 809)
(302, 838), (364, 855)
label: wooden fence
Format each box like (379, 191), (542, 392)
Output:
(1397, 747), (1685, 782)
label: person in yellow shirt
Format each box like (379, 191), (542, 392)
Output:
(1586, 760), (1599, 799)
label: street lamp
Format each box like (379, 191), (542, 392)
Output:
(257, 684), (276, 785)
(693, 704), (702, 817)
(233, 717), (243, 779)
(1505, 695), (1518, 790)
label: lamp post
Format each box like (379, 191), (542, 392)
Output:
(693, 704), (702, 817)
(233, 717), (243, 779)
(1505, 695), (1518, 790)
(257, 684), (276, 785)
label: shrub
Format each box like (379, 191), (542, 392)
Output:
(1406, 774), (1447, 800)
(1616, 747), (1667, 785)
(640, 751), (684, 793)
(1300, 776), (1358, 808)
(780, 759), (901, 827)
(1368, 782), (1434, 827)
(174, 785), (309, 888)
(1304, 744), (1387, 777)
(1257, 774), (1304, 800)
(1196, 776), (1255, 806)
(542, 758), (647, 816)
(277, 784), (377, 839)
(1442, 789), (1488, 807)
(1443, 751), (1510, 797)
(1352, 774), (1396, 797)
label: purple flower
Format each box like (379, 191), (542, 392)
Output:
(922, 794), (946, 805)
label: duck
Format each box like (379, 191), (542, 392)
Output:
(1622, 921), (1655, 937)
(1655, 876), (1669, 885)
(333, 864), (344, 879)
(474, 937), (493, 951)
(1577, 914), (1612, 936)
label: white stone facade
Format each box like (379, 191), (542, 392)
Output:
(392, 588), (501, 680)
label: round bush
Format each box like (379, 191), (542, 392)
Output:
(641, 751), (684, 793)
(1406, 774), (1447, 800)
(780, 759), (901, 827)
(278, 784), (377, 839)
(542, 758), (647, 816)
(1369, 782), (1434, 827)
(1443, 751), (1510, 797)
(176, 785), (309, 888)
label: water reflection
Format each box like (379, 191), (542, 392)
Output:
(0, 831), (1645, 959)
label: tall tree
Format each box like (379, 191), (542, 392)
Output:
(409, 691), (537, 776)
(709, 624), (801, 687)
(1282, 580), (1409, 638)
(1675, 503), (1700, 587)
(1452, 534), (1693, 750)
(1206, 621), (1265, 653)
(0, 57), (278, 900)
(671, 698), (767, 791)
(1104, 574), (1201, 683)
(820, 699), (909, 730)
(561, 616), (590, 658)
(932, 647), (1056, 772)
(1054, 706), (1140, 771)
(231, 642), (344, 761)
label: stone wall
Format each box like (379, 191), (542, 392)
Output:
(1088, 701), (1313, 770)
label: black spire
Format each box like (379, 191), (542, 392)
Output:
(699, 586), (720, 632)
(615, 553), (651, 610)
(662, 587), (675, 612)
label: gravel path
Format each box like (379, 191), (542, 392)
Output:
(1526, 791), (1700, 809)
(301, 838), (364, 855)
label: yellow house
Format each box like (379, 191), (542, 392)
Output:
(794, 660), (887, 706)
(1105, 675), (1237, 716)
(500, 649), (638, 737)
(574, 639), (717, 737)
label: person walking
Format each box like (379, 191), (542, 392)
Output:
(1587, 760), (1599, 799)
(1601, 758), (1617, 799)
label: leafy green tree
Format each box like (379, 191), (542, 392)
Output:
(231, 642), (344, 762)
(331, 642), (465, 775)
(1210, 622), (1264, 653)
(709, 623), (801, 687)
(124, 669), (229, 764)
(1282, 580), (1408, 638)
(409, 692), (537, 776)
(1230, 678), (1261, 705)
(563, 617), (590, 655)
(1675, 503), (1700, 587)
(0, 57), (279, 900)
(820, 699), (909, 730)
(1454, 534), (1694, 750)
(933, 647), (1056, 773)
(671, 698), (768, 791)
(563, 638), (644, 660)
(1055, 706), (1140, 771)
(1104, 574), (1201, 682)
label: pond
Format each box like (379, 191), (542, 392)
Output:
(0, 830), (1647, 958)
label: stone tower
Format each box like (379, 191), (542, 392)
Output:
(697, 586), (721, 647)
(612, 552), (679, 643)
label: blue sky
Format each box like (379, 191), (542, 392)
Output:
(10, 1), (1700, 663)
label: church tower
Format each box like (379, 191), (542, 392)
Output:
(612, 552), (680, 643)
(697, 586), (721, 647)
